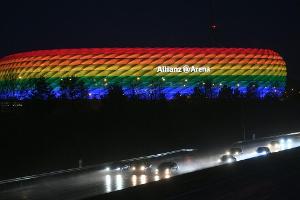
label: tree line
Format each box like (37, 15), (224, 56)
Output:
(0, 75), (88, 100)
(0, 75), (292, 101)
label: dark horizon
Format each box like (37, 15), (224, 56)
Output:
(1, 0), (299, 82)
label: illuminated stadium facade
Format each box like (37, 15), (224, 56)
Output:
(0, 48), (286, 99)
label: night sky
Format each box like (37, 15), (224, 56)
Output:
(1, 0), (299, 82)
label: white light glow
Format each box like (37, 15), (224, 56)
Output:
(140, 175), (147, 185)
(165, 168), (170, 174)
(131, 175), (137, 186)
(105, 175), (111, 193)
(116, 174), (123, 190)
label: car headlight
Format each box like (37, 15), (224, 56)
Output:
(287, 138), (292, 143)
(226, 151), (230, 155)
(235, 152), (239, 155)
(140, 166), (145, 171)
(105, 167), (110, 171)
(131, 166), (136, 171)
(227, 158), (233, 163)
(155, 169), (159, 174)
(116, 167), (121, 171)
(218, 159), (221, 163)
(280, 139), (285, 143)
(165, 168), (170, 174)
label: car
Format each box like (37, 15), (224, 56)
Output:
(155, 162), (178, 175)
(129, 161), (152, 174)
(226, 147), (243, 156)
(270, 140), (280, 146)
(105, 161), (130, 172)
(218, 155), (237, 164)
(256, 147), (271, 155)
(268, 140), (280, 150)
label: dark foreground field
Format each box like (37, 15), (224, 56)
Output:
(1, 98), (300, 180)
(88, 145), (300, 200)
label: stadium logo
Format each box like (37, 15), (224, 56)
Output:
(157, 65), (211, 73)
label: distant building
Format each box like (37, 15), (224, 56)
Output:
(0, 48), (286, 99)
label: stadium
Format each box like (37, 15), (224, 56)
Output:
(0, 48), (286, 99)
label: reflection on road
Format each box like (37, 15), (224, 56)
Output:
(140, 175), (147, 185)
(115, 174), (123, 190)
(105, 175), (111, 192)
(131, 175), (137, 186)
(104, 173), (173, 193)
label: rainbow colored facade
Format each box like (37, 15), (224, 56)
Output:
(0, 48), (286, 99)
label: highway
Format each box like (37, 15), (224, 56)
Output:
(0, 132), (300, 200)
